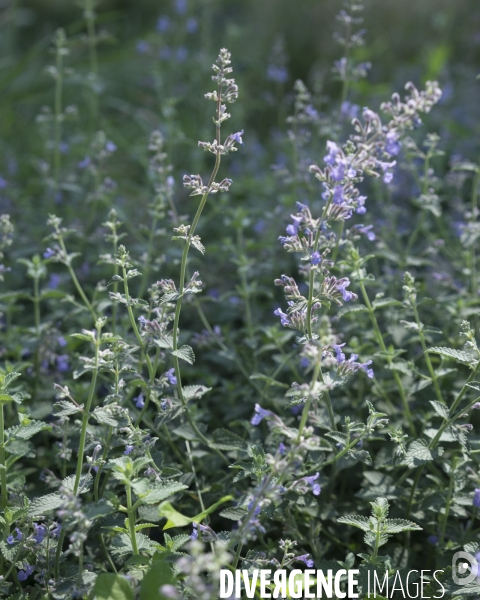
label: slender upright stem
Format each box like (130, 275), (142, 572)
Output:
(126, 485), (139, 555)
(53, 42), (64, 189)
(170, 79), (227, 462)
(439, 455), (457, 544)
(412, 302), (444, 405)
(358, 280), (415, 435)
(0, 405), (7, 510)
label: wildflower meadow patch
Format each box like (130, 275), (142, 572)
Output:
(0, 0), (480, 598)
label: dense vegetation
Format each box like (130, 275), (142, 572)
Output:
(0, 0), (480, 598)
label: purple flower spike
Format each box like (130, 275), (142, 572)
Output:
(311, 251), (322, 266)
(473, 488), (480, 508)
(251, 403), (271, 426)
(324, 141), (340, 166)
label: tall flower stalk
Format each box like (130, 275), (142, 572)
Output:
(167, 48), (241, 454)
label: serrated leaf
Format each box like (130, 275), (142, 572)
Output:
(171, 345), (195, 365)
(142, 482), (188, 505)
(384, 518), (422, 533)
(372, 297), (402, 309)
(212, 428), (246, 451)
(429, 347), (477, 365)
(29, 493), (64, 516)
(182, 385), (212, 400)
(61, 473), (93, 494)
(219, 506), (248, 521)
(5, 420), (50, 443)
(53, 400), (83, 417)
(337, 515), (371, 532)
(429, 400), (449, 420)
(404, 439), (444, 468)
(154, 405), (185, 427)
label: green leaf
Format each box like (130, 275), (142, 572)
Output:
(404, 439), (444, 468)
(428, 347), (477, 365)
(61, 473), (93, 494)
(5, 421), (50, 443)
(337, 515), (371, 532)
(0, 394), (14, 404)
(53, 400), (82, 417)
(219, 506), (248, 521)
(28, 493), (64, 516)
(159, 495), (233, 530)
(384, 518), (422, 533)
(142, 482), (189, 505)
(429, 400), (449, 420)
(171, 345), (195, 365)
(92, 573), (134, 600)
(140, 562), (174, 600)
(372, 297), (402, 309)
(212, 428), (246, 451)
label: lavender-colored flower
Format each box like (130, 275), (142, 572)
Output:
(57, 336), (67, 347)
(124, 445), (134, 455)
(286, 214), (302, 236)
(267, 65), (288, 83)
(358, 360), (374, 378)
(106, 141), (117, 152)
(311, 251), (322, 266)
(340, 101), (359, 120)
(332, 343), (346, 363)
(138, 315), (147, 329)
(278, 442), (287, 455)
(300, 357), (309, 368)
(166, 368), (177, 385)
(303, 472), (321, 496)
(336, 279), (354, 302)
(32, 523), (47, 544)
(176, 47), (188, 62)
(78, 156), (91, 169)
(17, 570), (28, 582)
(274, 307), (291, 327)
(160, 399), (168, 410)
(324, 141), (340, 166)
(385, 130), (401, 156)
(191, 522), (198, 540)
(6, 528), (22, 545)
(134, 393), (145, 409)
(231, 130), (244, 146)
(0, 176), (7, 188)
(48, 274), (61, 289)
(427, 535), (438, 546)
(332, 185), (345, 205)
(251, 403), (271, 426)
(136, 40), (150, 54)
(175, 0), (187, 14)
(473, 488), (480, 508)
(156, 16), (170, 32)
(383, 171), (394, 184)
(56, 355), (69, 373)
(330, 163), (345, 182)
(358, 225), (376, 241)
(43, 247), (55, 259)
(186, 17), (198, 33)
(297, 554), (314, 568)
(51, 523), (62, 538)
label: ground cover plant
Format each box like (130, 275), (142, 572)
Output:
(1, 0), (480, 598)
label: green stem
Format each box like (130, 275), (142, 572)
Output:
(439, 456), (457, 544)
(126, 485), (139, 555)
(53, 42), (63, 189)
(0, 405), (7, 510)
(59, 237), (96, 322)
(73, 330), (99, 495)
(412, 302), (444, 405)
(359, 280), (416, 435)
(171, 85), (227, 462)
